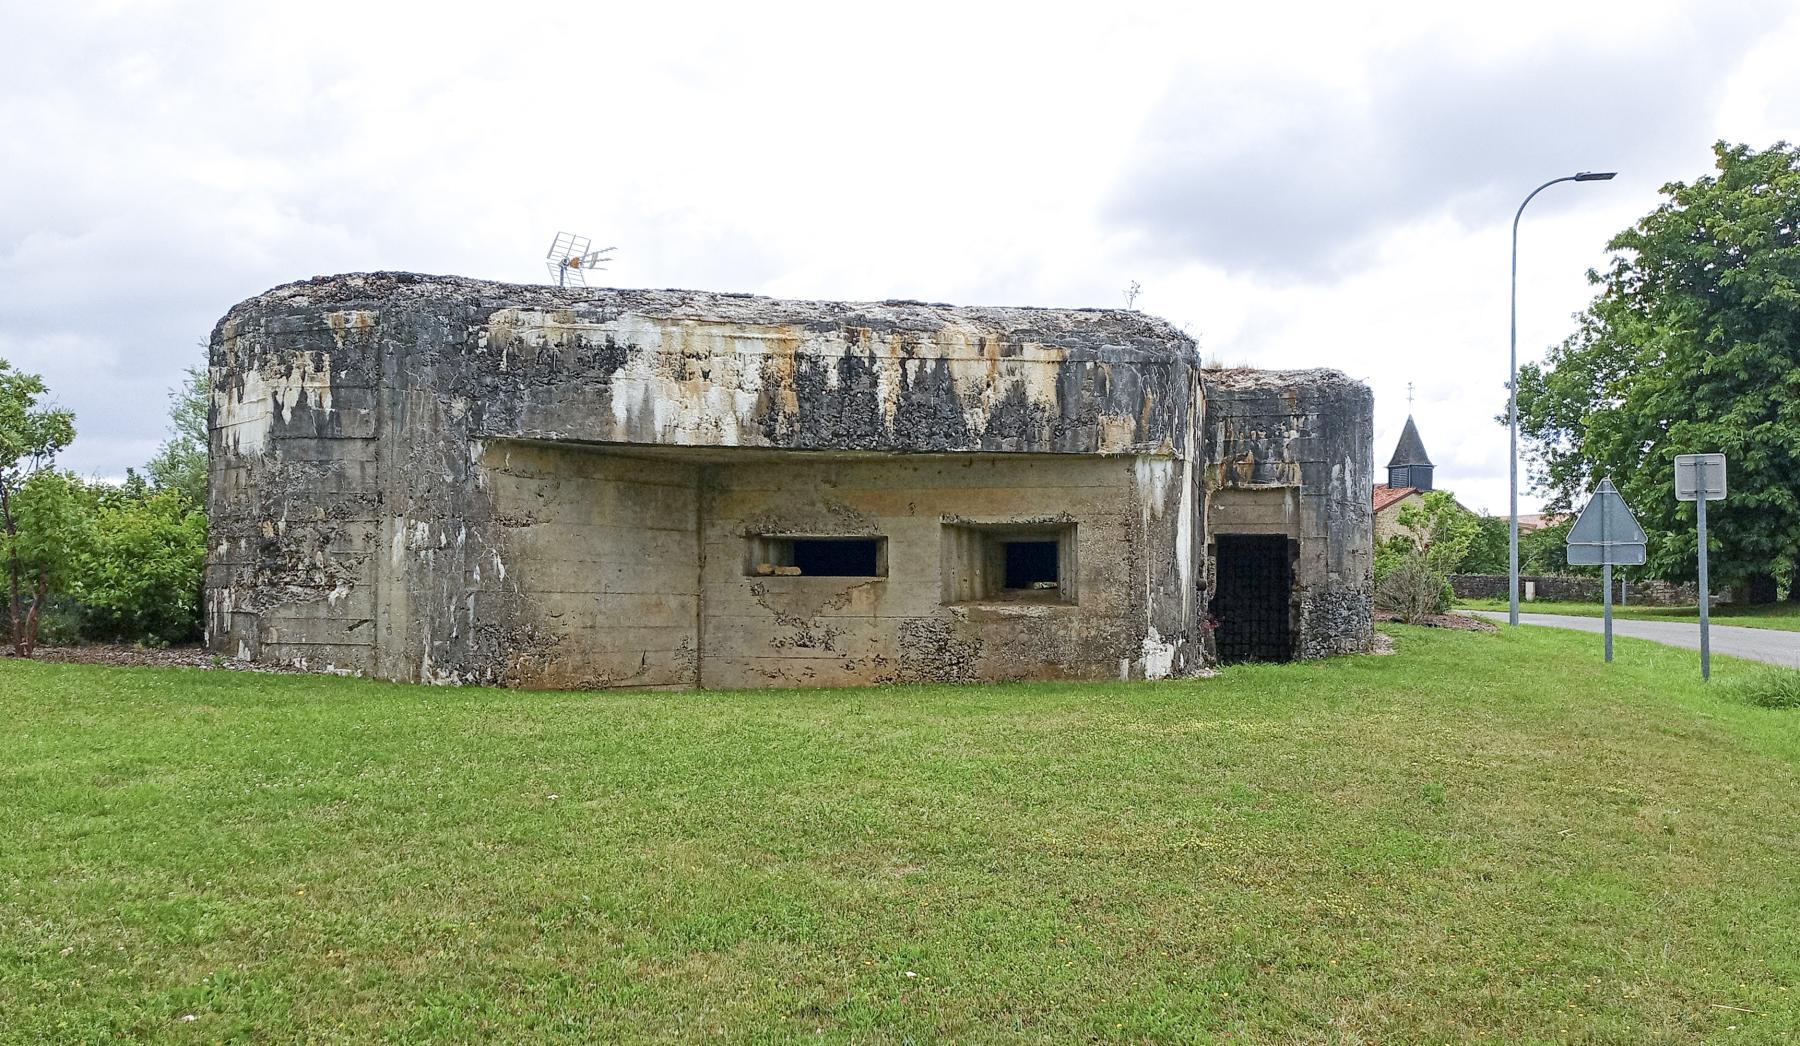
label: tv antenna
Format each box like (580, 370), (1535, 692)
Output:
(545, 232), (615, 287)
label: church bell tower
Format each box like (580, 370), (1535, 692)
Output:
(1386, 415), (1433, 491)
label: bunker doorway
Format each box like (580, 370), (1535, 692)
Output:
(1210, 534), (1295, 663)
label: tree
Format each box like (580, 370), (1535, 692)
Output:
(1389, 491), (1479, 575)
(1458, 514), (1511, 574)
(78, 488), (208, 644)
(0, 472), (91, 656)
(1515, 141), (1800, 600)
(145, 364), (208, 508)
(0, 362), (77, 655)
(1519, 519), (1576, 576)
(1375, 490), (1475, 621)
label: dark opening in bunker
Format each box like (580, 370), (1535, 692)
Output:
(942, 523), (1077, 603)
(749, 536), (886, 577)
(1210, 534), (1295, 663)
(1003, 540), (1060, 590)
(794, 538), (880, 576)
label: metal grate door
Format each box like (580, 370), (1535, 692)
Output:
(1210, 534), (1294, 663)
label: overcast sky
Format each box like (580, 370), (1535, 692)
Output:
(3, 0), (1795, 514)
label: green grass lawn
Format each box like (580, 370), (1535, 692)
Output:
(3, 629), (1799, 1044)
(1457, 597), (1800, 631)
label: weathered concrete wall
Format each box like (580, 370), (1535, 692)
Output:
(1202, 369), (1374, 659)
(479, 442), (701, 688)
(206, 272), (1370, 688)
(208, 273), (1216, 686)
(692, 452), (1184, 687)
(437, 446), (1189, 688)
(207, 307), (382, 674)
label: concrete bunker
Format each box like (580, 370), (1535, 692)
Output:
(205, 273), (1374, 688)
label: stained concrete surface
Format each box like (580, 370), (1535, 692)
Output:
(206, 273), (1376, 688)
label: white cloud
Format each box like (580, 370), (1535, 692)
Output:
(0, 0), (1791, 512)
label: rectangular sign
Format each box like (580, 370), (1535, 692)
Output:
(1567, 542), (1646, 566)
(1675, 453), (1727, 502)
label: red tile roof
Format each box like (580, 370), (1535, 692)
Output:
(1372, 484), (1419, 513)
(1517, 513), (1567, 533)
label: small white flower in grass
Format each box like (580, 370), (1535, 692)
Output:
(180, 1014), (198, 1022)
(547, 794), (560, 800)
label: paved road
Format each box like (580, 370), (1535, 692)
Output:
(1468, 611), (1800, 668)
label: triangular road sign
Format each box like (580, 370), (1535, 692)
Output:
(1568, 479), (1647, 544)
(1566, 478), (1647, 565)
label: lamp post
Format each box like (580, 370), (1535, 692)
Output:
(1509, 170), (1616, 626)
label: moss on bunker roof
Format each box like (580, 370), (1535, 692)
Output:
(227, 272), (1200, 360)
(1204, 366), (1366, 395)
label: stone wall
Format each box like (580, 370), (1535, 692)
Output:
(1451, 574), (1711, 606)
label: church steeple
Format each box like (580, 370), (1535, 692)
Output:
(1386, 415), (1433, 491)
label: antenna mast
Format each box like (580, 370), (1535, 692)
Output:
(545, 232), (616, 287)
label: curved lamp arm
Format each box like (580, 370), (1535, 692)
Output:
(1507, 170), (1616, 625)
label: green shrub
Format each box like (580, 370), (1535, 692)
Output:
(77, 489), (207, 645)
(1725, 669), (1800, 710)
(34, 595), (87, 647)
(1375, 552), (1452, 622)
(0, 469), (92, 655)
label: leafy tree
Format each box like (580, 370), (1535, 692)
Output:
(0, 471), (91, 656)
(0, 362), (77, 655)
(145, 364), (208, 508)
(1515, 141), (1800, 601)
(1458, 514), (1511, 574)
(58, 362), (214, 646)
(1389, 491), (1478, 575)
(1375, 491), (1475, 620)
(1519, 519), (1577, 575)
(78, 488), (208, 644)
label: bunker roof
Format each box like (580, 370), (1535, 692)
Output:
(224, 272), (1200, 363)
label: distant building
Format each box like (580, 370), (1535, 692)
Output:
(1385, 415), (1433, 491)
(1373, 415), (1434, 541)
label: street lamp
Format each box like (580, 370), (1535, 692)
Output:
(1509, 171), (1616, 626)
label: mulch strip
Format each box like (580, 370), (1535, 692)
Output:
(22, 644), (302, 672)
(1375, 612), (1499, 633)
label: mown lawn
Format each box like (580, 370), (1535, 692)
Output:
(2, 627), (1798, 1044)
(1457, 597), (1800, 632)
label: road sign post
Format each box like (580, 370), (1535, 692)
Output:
(1608, 565), (1618, 659)
(1566, 478), (1647, 664)
(1676, 453), (1727, 681)
(1698, 494), (1709, 679)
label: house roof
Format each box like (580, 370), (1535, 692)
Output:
(1372, 484), (1420, 514)
(1386, 415), (1432, 468)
